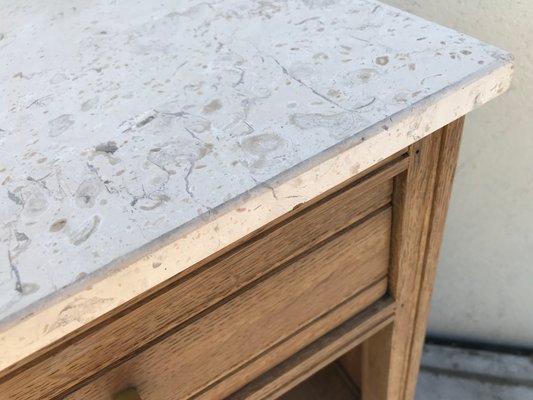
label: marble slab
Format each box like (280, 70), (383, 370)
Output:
(0, 0), (512, 367)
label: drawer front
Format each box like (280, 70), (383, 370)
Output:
(67, 209), (392, 400)
(1, 158), (405, 400)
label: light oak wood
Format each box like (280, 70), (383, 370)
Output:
(402, 118), (464, 400)
(228, 299), (394, 400)
(338, 345), (362, 389)
(361, 324), (393, 400)
(196, 281), (388, 400)
(360, 118), (464, 400)
(65, 209), (392, 400)
(0, 159), (403, 400)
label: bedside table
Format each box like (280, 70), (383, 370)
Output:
(0, 1), (512, 399)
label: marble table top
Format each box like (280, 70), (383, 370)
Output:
(0, 0), (512, 367)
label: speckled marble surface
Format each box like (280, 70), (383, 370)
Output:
(0, 0), (512, 341)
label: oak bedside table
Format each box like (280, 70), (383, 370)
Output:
(0, 0), (512, 399)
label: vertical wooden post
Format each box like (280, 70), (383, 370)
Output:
(361, 323), (393, 400)
(361, 118), (465, 400)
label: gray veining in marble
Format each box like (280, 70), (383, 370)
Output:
(0, 0), (511, 323)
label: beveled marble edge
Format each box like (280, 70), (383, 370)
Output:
(0, 59), (512, 371)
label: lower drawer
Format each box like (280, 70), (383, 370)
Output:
(66, 208), (392, 400)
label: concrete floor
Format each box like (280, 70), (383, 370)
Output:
(416, 344), (533, 400)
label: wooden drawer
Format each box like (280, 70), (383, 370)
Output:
(1, 157), (406, 400)
(66, 208), (392, 400)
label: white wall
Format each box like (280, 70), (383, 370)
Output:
(384, 0), (533, 347)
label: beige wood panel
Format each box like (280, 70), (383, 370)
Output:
(401, 118), (465, 400)
(362, 323), (394, 400)
(196, 282), (389, 400)
(228, 299), (394, 400)
(64, 209), (392, 400)
(338, 345), (362, 389)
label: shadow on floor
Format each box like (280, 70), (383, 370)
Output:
(416, 344), (533, 400)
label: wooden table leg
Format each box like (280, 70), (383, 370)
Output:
(361, 118), (465, 400)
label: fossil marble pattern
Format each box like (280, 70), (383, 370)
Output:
(0, 0), (512, 352)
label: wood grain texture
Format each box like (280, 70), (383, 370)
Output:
(228, 299), (394, 400)
(64, 209), (392, 400)
(0, 159), (403, 400)
(360, 118), (465, 400)
(338, 345), (362, 389)
(196, 281), (389, 400)
(402, 118), (464, 400)
(361, 324), (393, 400)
